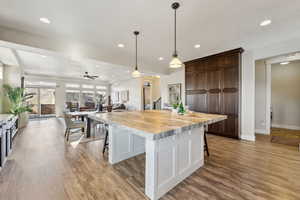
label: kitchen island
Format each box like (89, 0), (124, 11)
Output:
(88, 110), (226, 200)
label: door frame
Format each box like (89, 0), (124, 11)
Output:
(265, 54), (300, 134)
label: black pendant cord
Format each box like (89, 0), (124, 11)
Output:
(134, 31), (139, 71)
(174, 8), (177, 57)
(172, 2), (180, 57)
(135, 33), (138, 70)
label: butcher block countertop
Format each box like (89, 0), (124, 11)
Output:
(89, 110), (227, 140)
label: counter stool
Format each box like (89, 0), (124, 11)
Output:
(204, 132), (209, 156)
(102, 124), (109, 154)
(204, 125), (209, 157)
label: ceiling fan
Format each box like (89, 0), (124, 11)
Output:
(83, 72), (99, 80)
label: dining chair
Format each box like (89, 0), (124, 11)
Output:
(64, 113), (86, 141)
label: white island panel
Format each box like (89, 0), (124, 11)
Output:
(146, 126), (204, 200)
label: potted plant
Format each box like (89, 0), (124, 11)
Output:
(177, 101), (186, 115)
(172, 103), (179, 113)
(3, 84), (34, 128)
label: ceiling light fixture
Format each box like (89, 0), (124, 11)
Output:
(40, 17), (51, 24)
(132, 31), (141, 78)
(194, 44), (201, 48)
(260, 19), (272, 26)
(169, 2), (183, 68)
(41, 55), (47, 58)
(118, 43), (125, 48)
(280, 61), (290, 65)
(158, 57), (164, 61)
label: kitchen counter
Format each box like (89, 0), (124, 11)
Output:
(88, 110), (226, 200)
(88, 110), (226, 140)
(0, 114), (14, 125)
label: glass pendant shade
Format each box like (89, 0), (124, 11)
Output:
(132, 69), (141, 78)
(169, 55), (183, 68)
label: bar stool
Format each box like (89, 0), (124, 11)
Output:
(204, 125), (209, 156)
(102, 124), (109, 154)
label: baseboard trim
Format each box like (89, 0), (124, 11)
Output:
(241, 134), (256, 141)
(255, 129), (269, 135)
(272, 124), (300, 130)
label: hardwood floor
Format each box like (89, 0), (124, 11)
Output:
(1, 118), (299, 200)
(271, 127), (300, 146)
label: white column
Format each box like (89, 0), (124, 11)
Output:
(241, 50), (256, 141)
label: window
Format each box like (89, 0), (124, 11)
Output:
(81, 91), (95, 108)
(66, 90), (80, 103)
(96, 85), (107, 90)
(65, 83), (80, 88)
(82, 84), (94, 89)
(25, 81), (56, 87)
(0, 66), (3, 80)
(65, 90), (80, 111)
(95, 91), (106, 104)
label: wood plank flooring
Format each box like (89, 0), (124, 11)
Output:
(0, 118), (299, 200)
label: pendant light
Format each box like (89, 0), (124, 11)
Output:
(169, 2), (183, 68)
(132, 31), (141, 78)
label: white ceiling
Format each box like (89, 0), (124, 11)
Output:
(17, 49), (143, 83)
(0, 0), (300, 76)
(0, 46), (18, 65)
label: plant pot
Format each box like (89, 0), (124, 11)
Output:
(18, 112), (29, 128)
(107, 105), (113, 112)
(172, 108), (178, 113)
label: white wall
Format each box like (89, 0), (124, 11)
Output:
(255, 60), (267, 133)
(111, 78), (143, 111)
(160, 69), (185, 107)
(271, 61), (300, 129)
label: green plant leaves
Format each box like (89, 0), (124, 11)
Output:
(3, 84), (34, 115)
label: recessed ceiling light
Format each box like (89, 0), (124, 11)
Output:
(40, 17), (51, 24)
(194, 44), (201, 48)
(158, 57), (164, 61)
(117, 44), (125, 48)
(41, 55), (47, 58)
(260, 19), (272, 26)
(280, 61), (290, 65)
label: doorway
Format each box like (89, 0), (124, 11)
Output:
(255, 53), (300, 147)
(25, 87), (56, 119)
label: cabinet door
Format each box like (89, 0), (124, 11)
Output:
(185, 49), (242, 139)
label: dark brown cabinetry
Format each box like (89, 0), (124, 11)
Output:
(185, 48), (243, 139)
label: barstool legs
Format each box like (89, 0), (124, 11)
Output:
(204, 132), (209, 157)
(102, 126), (109, 154)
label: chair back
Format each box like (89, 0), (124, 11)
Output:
(63, 113), (73, 128)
